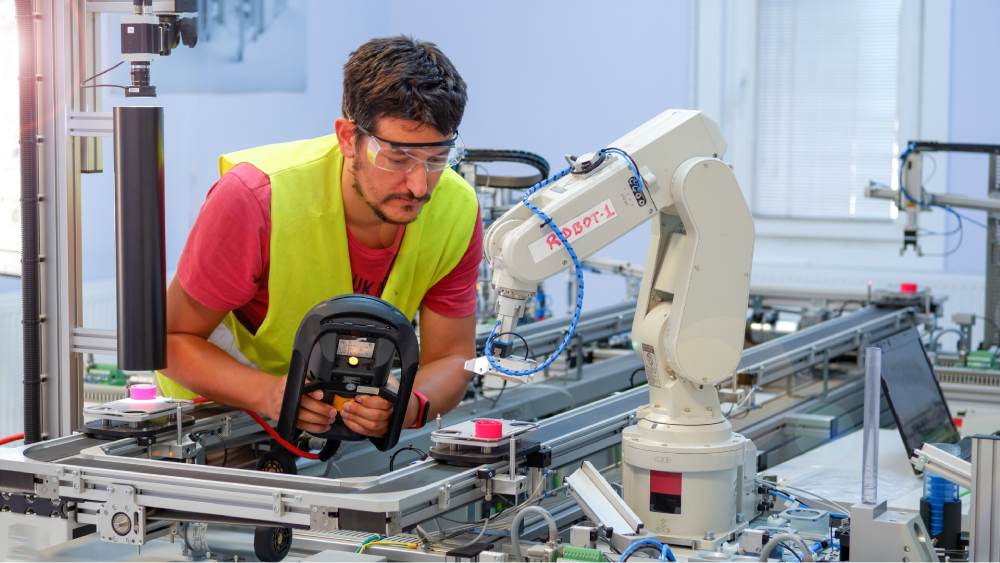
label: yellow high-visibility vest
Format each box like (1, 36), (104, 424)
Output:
(157, 135), (478, 398)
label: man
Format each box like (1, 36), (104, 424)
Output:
(159, 36), (481, 438)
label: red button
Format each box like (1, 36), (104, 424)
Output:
(953, 417), (964, 428)
(900, 282), (918, 294)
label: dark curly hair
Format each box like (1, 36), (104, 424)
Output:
(343, 36), (468, 136)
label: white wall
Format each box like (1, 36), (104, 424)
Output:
(79, 0), (695, 318)
(943, 0), (1000, 275)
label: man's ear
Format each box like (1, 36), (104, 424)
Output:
(334, 117), (357, 158)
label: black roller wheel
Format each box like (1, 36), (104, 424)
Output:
(254, 526), (292, 562)
(256, 449), (297, 474)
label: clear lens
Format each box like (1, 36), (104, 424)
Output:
(365, 135), (464, 173)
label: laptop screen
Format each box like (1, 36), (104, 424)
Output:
(873, 327), (960, 456)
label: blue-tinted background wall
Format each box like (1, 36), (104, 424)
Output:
(75, 0), (694, 323)
(943, 0), (1000, 274)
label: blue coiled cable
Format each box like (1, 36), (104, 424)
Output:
(483, 149), (646, 377)
(619, 538), (676, 562)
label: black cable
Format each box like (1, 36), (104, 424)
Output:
(218, 433), (229, 466)
(80, 60), (124, 85)
(836, 300), (862, 316)
(489, 380), (507, 408)
(491, 331), (532, 360)
(778, 542), (803, 561)
(628, 368), (645, 387)
(483, 332), (528, 409)
(81, 84), (128, 90)
(389, 445), (427, 472)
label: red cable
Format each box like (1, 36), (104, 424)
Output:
(191, 396), (319, 460)
(0, 433), (25, 446)
(242, 409), (319, 460)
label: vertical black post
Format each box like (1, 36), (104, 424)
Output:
(17, 0), (41, 443)
(987, 154), (1000, 348)
(113, 106), (166, 370)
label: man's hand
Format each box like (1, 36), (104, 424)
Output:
(295, 389), (339, 434)
(340, 394), (418, 437)
(263, 377), (338, 434)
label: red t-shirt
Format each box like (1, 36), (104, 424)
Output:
(177, 163), (482, 332)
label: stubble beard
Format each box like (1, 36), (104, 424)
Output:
(351, 160), (429, 225)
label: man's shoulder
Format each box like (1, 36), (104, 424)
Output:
(220, 135), (340, 177)
(207, 163), (272, 222)
(224, 162), (271, 191)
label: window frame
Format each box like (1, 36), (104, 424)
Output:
(693, 0), (954, 271)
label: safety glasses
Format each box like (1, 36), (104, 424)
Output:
(357, 124), (465, 173)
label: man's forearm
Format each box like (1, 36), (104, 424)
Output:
(406, 354), (471, 426)
(164, 334), (284, 419)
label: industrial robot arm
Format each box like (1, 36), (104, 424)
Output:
(466, 109), (757, 545)
(467, 109), (754, 401)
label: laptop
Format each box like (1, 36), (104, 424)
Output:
(872, 327), (972, 462)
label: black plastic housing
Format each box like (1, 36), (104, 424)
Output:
(113, 106), (166, 370)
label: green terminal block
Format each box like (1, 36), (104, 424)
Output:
(967, 350), (997, 370)
(84, 363), (128, 386)
(560, 545), (607, 562)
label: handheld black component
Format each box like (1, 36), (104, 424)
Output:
(259, 295), (419, 473)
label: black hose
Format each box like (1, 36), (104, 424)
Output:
(17, 0), (42, 444)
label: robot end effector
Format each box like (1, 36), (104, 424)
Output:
(491, 287), (534, 357)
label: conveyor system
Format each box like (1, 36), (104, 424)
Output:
(0, 303), (922, 559)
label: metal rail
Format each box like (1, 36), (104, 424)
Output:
(738, 305), (917, 385)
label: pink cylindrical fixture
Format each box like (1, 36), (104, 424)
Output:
(129, 383), (157, 401)
(475, 419), (503, 439)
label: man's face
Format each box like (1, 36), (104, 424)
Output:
(349, 116), (453, 225)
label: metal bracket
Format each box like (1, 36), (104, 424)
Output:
(784, 413), (837, 439)
(464, 356), (538, 383)
(309, 506), (338, 532)
(66, 111), (113, 137)
(69, 470), (84, 495)
(149, 438), (202, 461)
(98, 484), (145, 545)
(35, 474), (60, 499)
(566, 461), (643, 536)
(910, 443), (971, 488)
(969, 434), (1000, 561)
(272, 491), (285, 517)
(493, 474), (528, 496)
(71, 327), (118, 355)
(437, 483), (452, 510)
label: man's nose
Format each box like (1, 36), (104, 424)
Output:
(404, 163), (430, 199)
